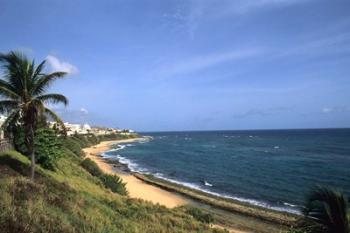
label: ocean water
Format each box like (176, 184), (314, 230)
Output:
(103, 129), (350, 214)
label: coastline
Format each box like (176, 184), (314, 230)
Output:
(83, 138), (188, 208)
(133, 173), (297, 224)
(83, 138), (298, 233)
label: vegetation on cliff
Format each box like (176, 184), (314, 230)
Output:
(0, 141), (224, 233)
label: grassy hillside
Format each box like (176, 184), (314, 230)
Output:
(0, 149), (226, 233)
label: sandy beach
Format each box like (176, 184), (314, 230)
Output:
(83, 138), (188, 208)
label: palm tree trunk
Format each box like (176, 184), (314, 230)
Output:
(30, 142), (35, 180)
(30, 156), (35, 179)
(26, 124), (36, 180)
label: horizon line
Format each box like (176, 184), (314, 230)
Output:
(139, 127), (350, 134)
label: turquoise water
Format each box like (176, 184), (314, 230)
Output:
(103, 129), (350, 214)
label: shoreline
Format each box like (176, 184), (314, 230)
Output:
(83, 138), (298, 233)
(83, 138), (189, 208)
(133, 173), (297, 225)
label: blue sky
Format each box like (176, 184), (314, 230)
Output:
(1, 0), (350, 131)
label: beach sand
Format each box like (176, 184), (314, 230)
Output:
(83, 138), (188, 208)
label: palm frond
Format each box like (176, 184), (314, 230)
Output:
(0, 51), (24, 78)
(0, 79), (15, 91)
(0, 51), (30, 97)
(0, 109), (20, 132)
(0, 79), (19, 98)
(26, 59), (37, 93)
(44, 107), (66, 135)
(303, 186), (349, 233)
(32, 60), (46, 81)
(36, 93), (68, 106)
(33, 71), (67, 95)
(0, 100), (19, 114)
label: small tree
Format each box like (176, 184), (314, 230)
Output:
(14, 126), (64, 170)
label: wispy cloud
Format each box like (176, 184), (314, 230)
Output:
(166, 0), (313, 38)
(46, 55), (78, 75)
(156, 48), (263, 77)
(52, 107), (90, 124)
(227, 0), (310, 14)
(275, 32), (350, 58)
(233, 107), (292, 118)
(80, 107), (88, 114)
(321, 106), (350, 114)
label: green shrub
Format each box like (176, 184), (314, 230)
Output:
(68, 134), (102, 148)
(14, 127), (63, 170)
(71, 135), (87, 147)
(185, 207), (214, 224)
(86, 134), (100, 145)
(80, 159), (127, 195)
(97, 133), (138, 141)
(99, 173), (128, 196)
(61, 137), (84, 157)
(80, 158), (103, 177)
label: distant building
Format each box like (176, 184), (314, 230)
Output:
(63, 122), (92, 136)
(89, 126), (110, 136)
(83, 123), (91, 131)
(1, 115), (134, 138)
(120, 129), (135, 136)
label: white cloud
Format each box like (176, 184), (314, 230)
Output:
(46, 55), (79, 75)
(80, 107), (88, 114)
(322, 107), (333, 113)
(156, 49), (262, 77)
(321, 107), (350, 114)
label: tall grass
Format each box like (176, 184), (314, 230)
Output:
(81, 158), (128, 195)
(0, 151), (226, 233)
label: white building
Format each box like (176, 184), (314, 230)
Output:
(90, 127), (109, 136)
(64, 122), (92, 136)
(119, 129), (135, 136)
(83, 123), (91, 131)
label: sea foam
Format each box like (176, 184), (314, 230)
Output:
(152, 173), (300, 215)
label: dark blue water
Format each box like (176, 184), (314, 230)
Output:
(103, 129), (350, 213)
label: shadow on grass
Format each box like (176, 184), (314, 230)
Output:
(0, 154), (31, 177)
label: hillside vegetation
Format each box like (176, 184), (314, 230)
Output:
(0, 135), (226, 233)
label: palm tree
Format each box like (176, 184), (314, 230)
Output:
(0, 51), (68, 180)
(302, 186), (349, 233)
